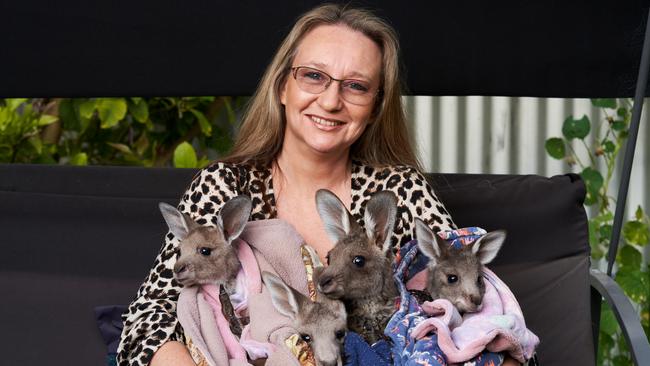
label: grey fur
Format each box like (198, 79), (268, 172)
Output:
(263, 269), (347, 366)
(159, 196), (252, 291)
(315, 189), (399, 345)
(415, 218), (506, 313)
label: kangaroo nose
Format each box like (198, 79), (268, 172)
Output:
(318, 275), (334, 292)
(174, 264), (187, 274)
(470, 294), (482, 306)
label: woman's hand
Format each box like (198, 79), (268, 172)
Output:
(149, 341), (196, 366)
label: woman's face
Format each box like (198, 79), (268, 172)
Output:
(280, 24), (382, 158)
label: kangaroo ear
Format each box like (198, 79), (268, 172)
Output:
(218, 196), (252, 243)
(364, 191), (397, 254)
(472, 230), (506, 264)
(263, 271), (307, 320)
(415, 219), (442, 266)
(159, 202), (195, 240)
(316, 189), (358, 245)
(303, 245), (324, 269)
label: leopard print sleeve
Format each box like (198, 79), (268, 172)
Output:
(117, 162), (244, 366)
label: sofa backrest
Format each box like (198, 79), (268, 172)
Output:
(0, 164), (591, 365)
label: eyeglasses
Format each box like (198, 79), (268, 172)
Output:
(290, 66), (379, 106)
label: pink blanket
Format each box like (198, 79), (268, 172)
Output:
(177, 219), (308, 366)
(409, 268), (539, 363)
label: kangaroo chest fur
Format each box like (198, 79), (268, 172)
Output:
(346, 296), (396, 345)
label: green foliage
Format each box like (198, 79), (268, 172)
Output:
(546, 98), (650, 365)
(1, 97), (246, 166)
(0, 99), (59, 163)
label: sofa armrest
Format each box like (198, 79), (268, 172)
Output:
(590, 269), (650, 365)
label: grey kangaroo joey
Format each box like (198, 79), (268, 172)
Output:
(158, 196), (252, 334)
(314, 189), (399, 345)
(263, 246), (347, 366)
(414, 219), (506, 314)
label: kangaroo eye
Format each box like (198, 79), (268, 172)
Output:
(352, 256), (366, 267)
(300, 333), (312, 343)
(477, 276), (482, 285)
(447, 274), (458, 284)
(335, 330), (346, 340)
(199, 247), (212, 256)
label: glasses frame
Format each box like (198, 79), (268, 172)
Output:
(289, 66), (380, 106)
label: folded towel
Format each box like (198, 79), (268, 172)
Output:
(386, 240), (505, 366)
(177, 219), (309, 366)
(411, 267), (539, 363)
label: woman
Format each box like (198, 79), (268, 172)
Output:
(117, 4), (518, 366)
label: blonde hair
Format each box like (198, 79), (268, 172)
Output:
(224, 3), (421, 169)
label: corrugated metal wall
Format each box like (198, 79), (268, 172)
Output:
(405, 96), (650, 223)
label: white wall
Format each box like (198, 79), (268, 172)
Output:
(406, 96), (650, 225)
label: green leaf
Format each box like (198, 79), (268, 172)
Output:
(189, 108), (212, 136)
(635, 205), (644, 221)
(599, 224), (612, 243)
(619, 245), (642, 269)
(580, 167), (604, 205)
(600, 305), (618, 335)
(598, 330), (614, 364)
(58, 99), (80, 131)
(129, 99), (149, 123)
(70, 152), (88, 166)
(616, 267), (649, 304)
(6, 98), (27, 110)
(173, 141), (197, 168)
(0, 144), (12, 162)
(197, 156), (211, 169)
(603, 140), (616, 153)
(617, 107), (628, 117)
(78, 99), (97, 119)
(97, 98), (127, 128)
(589, 220), (604, 259)
(613, 355), (632, 366)
(623, 220), (649, 246)
(562, 115), (591, 140)
(593, 212), (614, 224)
(134, 133), (149, 156)
(612, 120), (626, 131)
(38, 114), (58, 126)
(545, 138), (566, 159)
(107, 142), (133, 155)
(591, 98), (617, 109)
(27, 135), (43, 154)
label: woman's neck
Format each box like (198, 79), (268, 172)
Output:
(274, 146), (351, 194)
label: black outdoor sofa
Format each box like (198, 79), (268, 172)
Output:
(1, 1), (650, 366)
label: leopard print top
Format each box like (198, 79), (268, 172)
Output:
(117, 160), (456, 365)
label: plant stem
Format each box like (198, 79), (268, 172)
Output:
(566, 140), (586, 168)
(581, 139), (598, 166)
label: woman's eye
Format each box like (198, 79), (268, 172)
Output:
(300, 333), (312, 343)
(352, 255), (366, 267)
(447, 274), (458, 284)
(199, 247), (212, 256)
(344, 81), (369, 92)
(305, 71), (324, 80)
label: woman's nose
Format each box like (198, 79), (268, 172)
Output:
(317, 82), (343, 111)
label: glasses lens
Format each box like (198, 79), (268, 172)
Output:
(341, 80), (372, 105)
(295, 67), (329, 93)
(293, 67), (375, 105)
